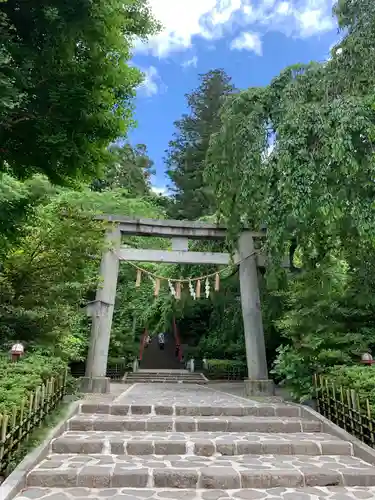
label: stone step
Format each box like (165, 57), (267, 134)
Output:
(79, 402), (302, 417)
(15, 487), (375, 500)
(51, 431), (353, 456)
(126, 373), (204, 377)
(126, 376), (205, 379)
(123, 379), (208, 384)
(126, 374), (205, 377)
(126, 372), (205, 380)
(68, 414), (322, 433)
(27, 454), (375, 489)
(125, 376), (206, 379)
(68, 415), (321, 433)
(124, 377), (207, 382)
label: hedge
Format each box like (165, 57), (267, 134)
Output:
(0, 353), (69, 414)
(326, 364), (375, 412)
(203, 359), (247, 380)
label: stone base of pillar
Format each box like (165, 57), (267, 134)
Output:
(80, 376), (110, 394)
(244, 379), (275, 396)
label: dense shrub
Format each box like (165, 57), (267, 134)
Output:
(326, 365), (375, 413)
(0, 354), (68, 413)
(203, 359), (247, 380)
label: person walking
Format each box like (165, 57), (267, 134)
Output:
(157, 332), (165, 350)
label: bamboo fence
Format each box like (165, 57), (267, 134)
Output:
(313, 374), (375, 447)
(0, 368), (67, 476)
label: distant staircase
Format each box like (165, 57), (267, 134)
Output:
(123, 369), (208, 384)
(139, 332), (182, 370)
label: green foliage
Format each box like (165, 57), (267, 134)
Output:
(203, 359), (247, 380)
(132, 236), (250, 363)
(91, 144), (155, 196)
(326, 365), (375, 413)
(0, 191), (103, 354)
(203, 0), (375, 400)
(0, 354), (67, 413)
(0, 173), (165, 362)
(207, 66), (375, 261)
(206, 87), (268, 243)
(166, 69), (235, 220)
(206, 0), (375, 261)
(0, 0), (159, 182)
(0, 173), (57, 258)
(272, 256), (375, 401)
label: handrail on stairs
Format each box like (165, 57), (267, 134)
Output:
(172, 317), (183, 362)
(139, 328), (148, 361)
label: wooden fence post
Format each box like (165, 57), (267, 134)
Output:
(0, 415), (8, 464)
(367, 399), (374, 446)
(17, 399), (25, 451)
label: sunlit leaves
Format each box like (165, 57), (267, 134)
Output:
(0, 0), (159, 182)
(205, 0), (375, 398)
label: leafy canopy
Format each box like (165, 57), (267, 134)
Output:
(205, 0), (375, 398)
(0, 0), (159, 182)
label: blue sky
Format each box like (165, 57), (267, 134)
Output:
(128, 0), (339, 194)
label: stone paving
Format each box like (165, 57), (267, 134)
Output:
(114, 384), (259, 406)
(68, 414), (322, 433)
(123, 373), (208, 385)
(27, 453), (375, 488)
(15, 487), (375, 500)
(51, 431), (353, 456)
(12, 383), (375, 499)
(78, 403), (302, 417)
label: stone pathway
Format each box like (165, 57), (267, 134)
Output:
(14, 383), (375, 499)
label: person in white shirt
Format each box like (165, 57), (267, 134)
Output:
(158, 332), (165, 350)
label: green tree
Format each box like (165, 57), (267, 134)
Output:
(272, 251), (375, 400)
(205, 0), (375, 397)
(166, 69), (235, 220)
(0, 0), (159, 182)
(0, 177), (166, 361)
(91, 143), (155, 195)
(207, 57), (375, 264)
(0, 173), (58, 260)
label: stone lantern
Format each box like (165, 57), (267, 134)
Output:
(361, 352), (374, 365)
(11, 342), (24, 362)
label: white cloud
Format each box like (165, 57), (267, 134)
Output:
(133, 0), (336, 58)
(297, 8), (333, 37)
(151, 185), (168, 195)
(277, 2), (290, 15)
(230, 31), (262, 55)
(182, 56), (198, 68)
(137, 66), (164, 97)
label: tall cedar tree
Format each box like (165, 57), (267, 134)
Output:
(166, 69), (235, 220)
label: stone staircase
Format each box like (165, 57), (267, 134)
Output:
(123, 370), (208, 384)
(15, 383), (375, 500)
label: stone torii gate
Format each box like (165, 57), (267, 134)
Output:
(81, 216), (277, 396)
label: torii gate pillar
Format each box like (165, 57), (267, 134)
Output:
(238, 231), (274, 396)
(81, 226), (121, 394)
